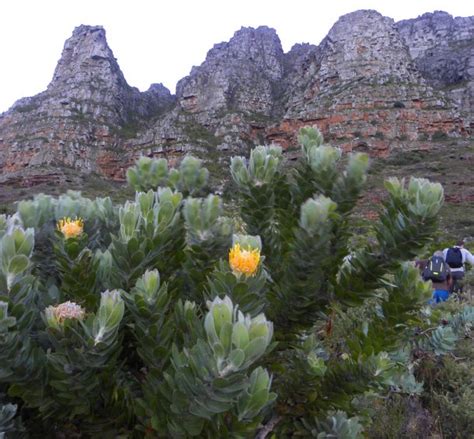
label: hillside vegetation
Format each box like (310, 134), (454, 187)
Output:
(0, 127), (473, 438)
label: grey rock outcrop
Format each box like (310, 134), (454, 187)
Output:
(396, 11), (474, 126)
(284, 10), (422, 117)
(0, 25), (174, 181)
(177, 26), (284, 116)
(267, 10), (467, 154)
(127, 26), (286, 160)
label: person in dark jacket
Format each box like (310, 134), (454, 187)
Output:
(443, 239), (474, 293)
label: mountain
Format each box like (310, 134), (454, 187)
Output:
(0, 10), (472, 191)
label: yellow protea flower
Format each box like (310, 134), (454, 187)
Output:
(57, 217), (84, 239)
(229, 243), (260, 277)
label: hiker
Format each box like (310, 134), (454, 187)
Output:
(443, 239), (474, 294)
(422, 251), (452, 304)
(414, 258), (428, 275)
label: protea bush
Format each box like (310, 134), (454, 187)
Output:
(1, 127), (473, 438)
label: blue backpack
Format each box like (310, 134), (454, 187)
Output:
(446, 247), (463, 269)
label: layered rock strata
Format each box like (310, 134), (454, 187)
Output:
(396, 11), (474, 127)
(268, 10), (468, 156)
(0, 25), (174, 180)
(0, 10), (472, 184)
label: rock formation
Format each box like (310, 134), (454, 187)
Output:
(0, 25), (174, 183)
(267, 10), (468, 154)
(396, 11), (474, 126)
(0, 10), (472, 186)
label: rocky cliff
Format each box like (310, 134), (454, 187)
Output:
(396, 11), (474, 125)
(0, 10), (472, 187)
(267, 10), (469, 153)
(0, 25), (174, 184)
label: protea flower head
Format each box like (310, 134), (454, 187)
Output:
(229, 243), (260, 277)
(57, 217), (84, 239)
(45, 301), (85, 328)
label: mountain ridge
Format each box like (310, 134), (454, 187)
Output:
(0, 9), (472, 188)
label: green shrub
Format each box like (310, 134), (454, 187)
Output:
(416, 337), (474, 438)
(418, 133), (429, 141)
(127, 155), (209, 196)
(2, 126), (471, 438)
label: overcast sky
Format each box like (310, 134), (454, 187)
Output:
(0, 0), (472, 113)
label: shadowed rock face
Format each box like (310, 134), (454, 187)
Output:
(0, 11), (472, 185)
(396, 11), (474, 126)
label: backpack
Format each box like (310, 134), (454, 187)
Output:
(445, 247), (463, 268)
(422, 256), (448, 282)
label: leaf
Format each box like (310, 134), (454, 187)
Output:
(228, 349), (245, 369)
(232, 322), (250, 349)
(7, 255), (29, 275)
(243, 336), (268, 364)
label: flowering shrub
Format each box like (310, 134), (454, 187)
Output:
(1, 127), (472, 438)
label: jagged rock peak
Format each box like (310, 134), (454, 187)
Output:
(411, 10), (469, 22)
(419, 10), (453, 19)
(207, 26), (282, 57)
(176, 25), (285, 115)
(396, 10), (474, 58)
(319, 9), (420, 83)
(49, 24), (127, 89)
(190, 25), (284, 80)
(396, 11), (474, 48)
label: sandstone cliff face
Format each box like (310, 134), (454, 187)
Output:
(125, 26), (286, 167)
(396, 11), (474, 127)
(0, 25), (174, 182)
(177, 26), (284, 116)
(0, 11), (472, 185)
(268, 10), (467, 155)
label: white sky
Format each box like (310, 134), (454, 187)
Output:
(0, 0), (472, 113)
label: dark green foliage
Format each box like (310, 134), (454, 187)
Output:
(230, 127), (449, 435)
(123, 269), (172, 368)
(108, 190), (186, 289)
(182, 195), (233, 301)
(419, 339), (474, 438)
(2, 126), (470, 438)
(206, 260), (268, 316)
(53, 232), (100, 308)
(431, 130), (449, 141)
(9, 291), (125, 425)
(366, 394), (434, 438)
(0, 402), (22, 436)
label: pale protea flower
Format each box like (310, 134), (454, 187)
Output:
(229, 243), (260, 277)
(45, 301), (85, 328)
(57, 217), (84, 239)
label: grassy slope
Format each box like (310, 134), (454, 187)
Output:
(0, 168), (133, 214)
(366, 139), (474, 240)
